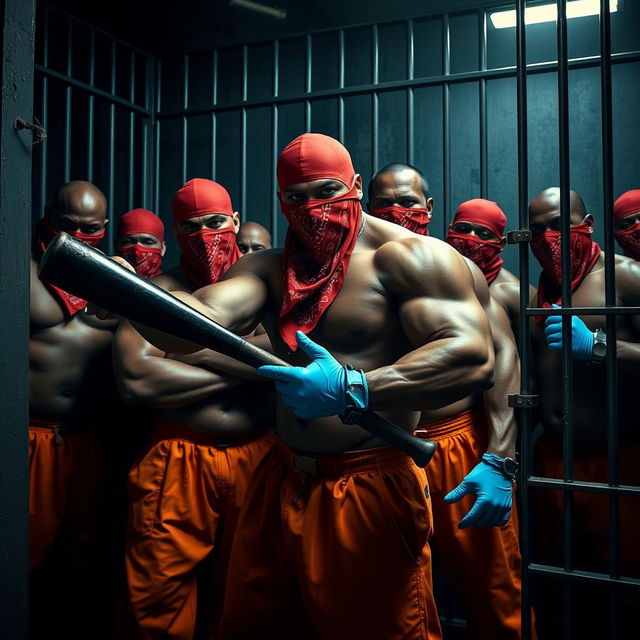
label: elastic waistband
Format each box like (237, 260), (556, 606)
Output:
(414, 406), (485, 441)
(154, 420), (269, 448)
(277, 440), (414, 478)
(29, 417), (62, 432)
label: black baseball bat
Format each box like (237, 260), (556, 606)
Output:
(38, 233), (437, 467)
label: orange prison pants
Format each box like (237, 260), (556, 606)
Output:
(219, 441), (442, 640)
(125, 421), (275, 640)
(29, 418), (103, 569)
(416, 407), (531, 640)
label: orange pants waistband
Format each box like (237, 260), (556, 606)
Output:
(29, 417), (63, 432)
(277, 440), (414, 478)
(415, 405), (485, 441)
(154, 419), (268, 447)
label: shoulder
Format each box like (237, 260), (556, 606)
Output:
(615, 254), (640, 303)
(224, 247), (282, 282)
(30, 255), (65, 327)
(374, 236), (474, 300)
(151, 267), (189, 293)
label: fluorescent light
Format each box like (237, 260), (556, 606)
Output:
(490, 0), (618, 29)
(229, 0), (287, 20)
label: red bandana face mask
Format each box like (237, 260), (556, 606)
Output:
(370, 206), (431, 236)
(34, 218), (105, 317)
(119, 245), (163, 279)
(447, 232), (504, 285)
(177, 227), (241, 289)
(279, 185), (362, 350)
(530, 222), (602, 321)
(616, 222), (640, 261)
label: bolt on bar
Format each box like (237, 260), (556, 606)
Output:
(515, 1), (532, 638)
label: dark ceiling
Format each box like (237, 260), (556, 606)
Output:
(48, 0), (500, 55)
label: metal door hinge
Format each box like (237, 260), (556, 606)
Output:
(508, 393), (539, 408)
(506, 229), (531, 244)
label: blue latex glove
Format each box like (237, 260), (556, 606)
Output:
(258, 331), (356, 420)
(544, 304), (594, 361)
(443, 454), (514, 528)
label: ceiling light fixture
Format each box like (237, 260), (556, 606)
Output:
(229, 0), (287, 20)
(490, 0), (619, 29)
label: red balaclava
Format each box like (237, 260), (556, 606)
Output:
(531, 219), (601, 321)
(277, 133), (362, 350)
(171, 179), (242, 289)
(33, 216), (105, 317)
(446, 199), (506, 285)
(613, 190), (640, 261)
(369, 204), (432, 236)
(116, 208), (165, 278)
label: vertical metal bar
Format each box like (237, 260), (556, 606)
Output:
(305, 35), (312, 131)
(40, 7), (50, 216)
(600, 2), (619, 635)
(372, 25), (379, 173)
(241, 107), (247, 221)
(87, 29), (95, 184)
(154, 59), (161, 213)
(407, 19), (415, 165)
(64, 19), (72, 183)
(479, 9), (488, 198)
(128, 50), (136, 210)
(142, 54), (154, 209)
(242, 44), (248, 102)
(338, 30), (345, 143)
(557, 2), (574, 636)
(181, 54), (189, 185)
(108, 41), (116, 253)
(211, 50), (218, 179)
(272, 40), (280, 243)
(442, 14), (451, 233)
(515, 2), (532, 638)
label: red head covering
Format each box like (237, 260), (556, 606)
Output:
(277, 134), (362, 350)
(613, 190), (640, 260)
(447, 199), (506, 285)
(115, 209), (165, 278)
(171, 179), (241, 288)
(117, 208), (165, 242)
(613, 190), (640, 223)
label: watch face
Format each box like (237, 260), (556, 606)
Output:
(593, 342), (607, 358)
(504, 458), (518, 476)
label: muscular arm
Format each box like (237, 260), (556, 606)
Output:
(616, 259), (640, 370)
(366, 239), (494, 411)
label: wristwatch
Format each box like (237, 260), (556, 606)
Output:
(483, 453), (519, 481)
(592, 329), (607, 363)
(340, 364), (369, 425)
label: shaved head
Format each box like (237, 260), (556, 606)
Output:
(47, 181), (108, 236)
(529, 187), (592, 235)
(237, 221), (272, 255)
(368, 163), (430, 201)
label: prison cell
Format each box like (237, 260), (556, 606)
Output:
(1, 0), (639, 637)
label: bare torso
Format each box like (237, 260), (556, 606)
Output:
(532, 254), (639, 448)
(490, 267), (534, 342)
(29, 257), (116, 425)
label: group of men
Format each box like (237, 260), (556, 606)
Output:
(29, 132), (640, 640)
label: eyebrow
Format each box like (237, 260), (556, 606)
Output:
(284, 179), (341, 193)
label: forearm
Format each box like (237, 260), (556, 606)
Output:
(365, 336), (493, 411)
(615, 340), (640, 370)
(119, 355), (243, 408)
(484, 359), (519, 459)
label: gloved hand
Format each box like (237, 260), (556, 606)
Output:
(258, 331), (355, 420)
(444, 454), (514, 528)
(544, 304), (594, 361)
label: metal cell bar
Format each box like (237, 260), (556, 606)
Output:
(155, 50), (640, 120)
(128, 50), (136, 210)
(40, 7), (50, 217)
(211, 50), (218, 179)
(242, 44), (248, 102)
(515, 1), (532, 636)
(87, 29), (95, 184)
(108, 40), (116, 253)
(526, 306), (640, 316)
(64, 19), (72, 183)
(527, 477), (640, 497)
(35, 64), (151, 115)
(529, 564), (640, 589)
(271, 41), (280, 242)
(181, 54), (189, 185)
(479, 9), (488, 198)
(406, 19), (415, 164)
(338, 30), (345, 143)
(442, 14), (451, 233)
(154, 59), (161, 213)
(142, 55), (154, 208)
(556, 2), (574, 635)
(304, 36), (312, 130)
(371, 24), (379, 171)
(241, 107), (247, 220)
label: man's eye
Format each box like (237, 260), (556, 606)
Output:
(238, 244), (248, 253)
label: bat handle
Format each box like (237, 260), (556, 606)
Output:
(356, 411), (437, 467)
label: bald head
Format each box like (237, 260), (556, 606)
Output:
(237, 222), (272, 255)
(529, 187), (592, 236)
(368, 163), (429, 203)
(47, 181), (108, 237)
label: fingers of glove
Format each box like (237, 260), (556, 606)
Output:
(457, 498), (485, 529)
(258, 365), (297, 382)
(296, 331), (332, 361)
(444, 481), (471, 504)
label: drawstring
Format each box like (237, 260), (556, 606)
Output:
(53, 426), (66, 447)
